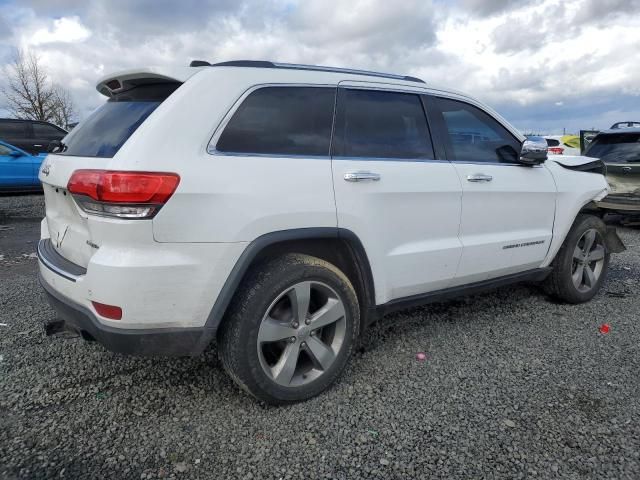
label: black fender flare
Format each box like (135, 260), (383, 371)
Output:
(195, 227), (376, 352)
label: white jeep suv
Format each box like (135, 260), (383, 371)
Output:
(37, 60), (622, 404)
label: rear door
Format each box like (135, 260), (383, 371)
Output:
(0, 120), (32, 153)
(425, 95), (556, 285)
(331, 84), (462, 304)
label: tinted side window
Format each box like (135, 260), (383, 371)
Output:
(0, 121), (27, 138)
(430, 97), (521, 163)
(216, 87), (335, 156)
(333, 89), (434, 159)
(33, 123), (64, 137)
(0, 144), (13, 155)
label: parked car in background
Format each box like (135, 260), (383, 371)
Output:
(0, 140), (46, 192)
(610, 121), (640, 130)
(586, 128), (640, 214)
(544, 135), (580, 155)
(0, 118), (67, 155)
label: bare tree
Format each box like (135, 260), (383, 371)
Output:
(49, 86), (76, 129)
(1, 49), (76, 128)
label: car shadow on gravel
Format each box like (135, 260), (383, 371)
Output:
(358, 282), (545, 355)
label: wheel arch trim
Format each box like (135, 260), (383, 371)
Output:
(198, 227), (376, 348)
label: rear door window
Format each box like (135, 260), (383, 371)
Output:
(0, 121), (28, 138)
(216, 86), (335, 156)
(59, 83), (180, 158)
(585, 133), (640, 163)
(332, 88), (434, 159)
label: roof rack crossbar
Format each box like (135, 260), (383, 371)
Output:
(196, 60), (425, 84)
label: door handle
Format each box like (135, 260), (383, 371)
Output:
(467, 173), (493, 182)
(344, 171), (381, 182)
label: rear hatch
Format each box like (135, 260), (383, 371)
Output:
(40, 80), (183, 268)
(585, 131), (640, 200)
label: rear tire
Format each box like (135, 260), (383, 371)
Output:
(218, 253), (360, 405)
(545, 214), (610, 303)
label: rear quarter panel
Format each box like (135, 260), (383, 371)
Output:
(113, 68), (340, 243)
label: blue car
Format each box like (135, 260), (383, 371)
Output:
(0, 140), (47, 192)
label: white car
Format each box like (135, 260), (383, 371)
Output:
(37, 60), (623, 404)
(545, 135), (580, 156)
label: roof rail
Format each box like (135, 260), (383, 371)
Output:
(189, 59), (425, 84)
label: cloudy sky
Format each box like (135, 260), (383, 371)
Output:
(1, 0), (639, 133)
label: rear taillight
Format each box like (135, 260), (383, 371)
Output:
(67, 170), (180, 219)
(548, 147), (564, 155)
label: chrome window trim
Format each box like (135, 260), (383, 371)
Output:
(333, 156), (450, 164)
(450, 160), (542, 167)
(206, 82), (524, 164)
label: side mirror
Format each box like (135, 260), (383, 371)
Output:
(9, 150), (22, 158)
(48, 140), (63, 153)
(519, 136), (548, 165)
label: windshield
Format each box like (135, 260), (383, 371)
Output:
(59, 83), (179, 158)
(585, 133), (640, 163)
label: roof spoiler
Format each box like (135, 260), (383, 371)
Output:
(96, 67), (199, 97)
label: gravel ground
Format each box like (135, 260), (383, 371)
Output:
(1, 194), (640, 479)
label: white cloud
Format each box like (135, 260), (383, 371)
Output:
(29, 16), (91, 45)
(0, 0), (639, 133)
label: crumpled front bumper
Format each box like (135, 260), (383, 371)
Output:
(596, 194), (640, 212)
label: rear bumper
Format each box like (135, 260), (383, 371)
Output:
(39, 272), (214, 356)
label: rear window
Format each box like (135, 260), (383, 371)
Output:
(546, 138), (560, 147)
(59, 83), (179, 158)
(216, 87), (335, 156)
(0, 121), (27, 138)
(585, 133), (640, 163)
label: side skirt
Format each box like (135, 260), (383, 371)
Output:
(376, 267), (552, 317)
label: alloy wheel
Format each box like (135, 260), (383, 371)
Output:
(571, 228), (606, 293)
(257, 281), (347, 387)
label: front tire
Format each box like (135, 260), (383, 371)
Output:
(218, 253), (360, 405)
(546, 214), (610, 303)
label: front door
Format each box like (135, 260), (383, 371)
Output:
(331, 84), (463, 305)
(425, 95), (557, 285)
